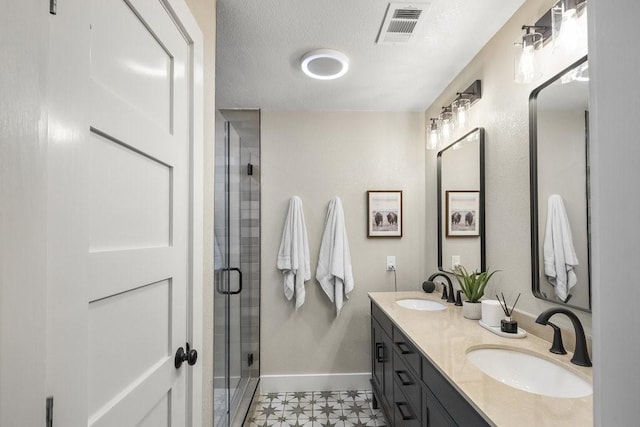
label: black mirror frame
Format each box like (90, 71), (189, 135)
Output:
(437, 127), (485, 273)
(529, 55), (591, 312)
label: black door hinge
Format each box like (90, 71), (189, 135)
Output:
(49, 0), (57, 15)
(247, 352), (254, 367)
(46, 396), (54, 427)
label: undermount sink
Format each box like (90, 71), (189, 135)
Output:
(466, 347), (592, 398)
(395, 299), (446, 311)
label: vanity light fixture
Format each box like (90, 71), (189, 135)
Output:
(514, 26), (545, 84)
(300, 49), (350, 80)
(514, 0), (587, 84)
(426, 80), (482, 151)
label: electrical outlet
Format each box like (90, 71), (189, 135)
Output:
(452, 255), (461, 269)
(387, 256), (396, 271)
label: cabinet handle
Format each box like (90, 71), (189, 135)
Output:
(376, 343), (385, 363)
(395, 370), (414, 386)
(396, 402), (415, 420)
(396, 341), (412, 354)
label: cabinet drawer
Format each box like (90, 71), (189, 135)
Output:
(422, 355), (490, 426)
(371, 302), (393, 337)
(393, 381), (421, 427)
(392, 327), (421, 377)
(393, 351), (421, 413)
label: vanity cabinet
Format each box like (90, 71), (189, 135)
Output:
(371, 302), (490, 427)
(371, 304), (394, 419)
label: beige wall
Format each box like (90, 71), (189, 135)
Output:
(537, 110), (589, 309)
(424, 0), (591, 331)
(183, 0), (215, 425)
(261, 110), (426, 382)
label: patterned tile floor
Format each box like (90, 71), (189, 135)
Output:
(246, 390), (388, 427)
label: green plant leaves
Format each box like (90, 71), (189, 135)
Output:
(453, 266), (499, 303)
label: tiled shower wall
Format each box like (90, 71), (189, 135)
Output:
(240, 143), (260, 380)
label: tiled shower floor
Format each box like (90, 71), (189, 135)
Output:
(246, 390), (388, 427)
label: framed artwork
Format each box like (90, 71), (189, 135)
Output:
(446, 190), (480, 237)
(367, 190), (402, 238)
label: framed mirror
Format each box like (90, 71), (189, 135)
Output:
(529, 55), (591, 312)
(437, 127), (485, 273)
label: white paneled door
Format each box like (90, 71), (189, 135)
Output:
(87, 0), (190, 423)
(44, 0), (203, 426)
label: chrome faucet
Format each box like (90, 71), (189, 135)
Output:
(535, 307), (592, 367)
(427, 272), (455, 304)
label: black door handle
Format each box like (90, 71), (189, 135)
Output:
(217, 267), (243, 295)
(175, 342), (198, 369)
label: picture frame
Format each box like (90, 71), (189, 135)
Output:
(367, 190), (402, 238)
(446, 190), (480, 237)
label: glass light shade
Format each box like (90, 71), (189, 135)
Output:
(452, 98), (471, 129)
(514, 32), (542, 84)
(427, 120), (439, 151)
(440, 114), (453, 143)
(552, 1), (584, 53)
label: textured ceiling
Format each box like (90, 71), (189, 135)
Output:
(216, 0), (525, 112)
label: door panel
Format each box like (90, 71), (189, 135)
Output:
(138, 393), (171, 427)
(87, 0), (189, 425)
(88, 279), (171, 415)
(90, 0), (172, 128)
(89, 133), (172, 251)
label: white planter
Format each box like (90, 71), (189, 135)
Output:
(462, 301), (482, 320)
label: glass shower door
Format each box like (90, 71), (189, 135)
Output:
(214, 110), (260, 427)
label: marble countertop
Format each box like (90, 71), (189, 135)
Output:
(369, 291), (593, 427)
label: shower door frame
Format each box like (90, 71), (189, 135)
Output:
(214, 110), (260, 427)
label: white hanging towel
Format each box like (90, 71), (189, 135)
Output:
(543, 194), (579, 302)
(316, 197), (355, 314)
(277, 196), (311, 309)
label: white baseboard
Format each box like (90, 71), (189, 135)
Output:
(259, 373), (371, 393)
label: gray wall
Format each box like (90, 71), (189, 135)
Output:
(588, 1), (640, 425)
(424, 0), (592, 331)
(260, 110), (425, 381)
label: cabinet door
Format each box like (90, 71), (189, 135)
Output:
(423, 387), (456, 427)
(371, 320), (386, 395)
(422, 354), (490, 426)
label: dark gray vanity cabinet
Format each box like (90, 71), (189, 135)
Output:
(371, 302), (490, 427)
(371, 304), (394, 420)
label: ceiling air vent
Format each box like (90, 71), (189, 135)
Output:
(376, 2), (430, 45)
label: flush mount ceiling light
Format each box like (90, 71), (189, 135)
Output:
(300, 49), (349, 80)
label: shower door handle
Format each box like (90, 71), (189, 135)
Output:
(218, 267), (243, 295)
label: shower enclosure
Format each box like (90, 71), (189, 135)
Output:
(214, 110), (260, 426)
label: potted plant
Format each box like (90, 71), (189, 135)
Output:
(453, 265), (499, 319)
